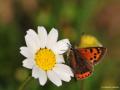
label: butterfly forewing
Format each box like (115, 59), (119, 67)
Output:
(77, 47), (107, 65)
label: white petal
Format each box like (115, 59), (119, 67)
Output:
(25, 34), (38, 54)
(22, 59), (34, 69)
(47, 70), (62, 87)
(53, 66), (71, 82)
(20, 46), (33, 58)
(56, 55), (65, 63)
(52, 39), (70, 54)
(32, 66), (47, 86)
(32, 66), (40, 78)
(46, 28), (58, 49)
(55, 64), (74, 77)
(38, 73), (47, 86)
(38, 26), (47, 48)
(27, 29), (40, 48)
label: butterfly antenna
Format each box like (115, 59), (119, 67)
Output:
(66, 43), (74, 50)
(59, 43), (72, 54)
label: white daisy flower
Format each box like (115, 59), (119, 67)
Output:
(20, 26), (73, 86)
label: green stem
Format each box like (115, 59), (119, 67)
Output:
(18, 76), (32, 90)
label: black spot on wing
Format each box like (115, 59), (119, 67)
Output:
(94, 56), (96, 59)
(96, 48), (100, 54)
(89, 49), (93, 53)
(94, 53), (97, 55)
(90, 58), (93, 60)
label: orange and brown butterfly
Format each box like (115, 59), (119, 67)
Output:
(67, 34), (107, 80)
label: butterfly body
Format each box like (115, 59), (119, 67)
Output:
(69, 47), (107, 80)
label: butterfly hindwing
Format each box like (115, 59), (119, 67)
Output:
(77, 47), (107, 65)
(69, 48), (93, 80)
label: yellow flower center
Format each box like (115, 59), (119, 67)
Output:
(35, 48), (56, 71)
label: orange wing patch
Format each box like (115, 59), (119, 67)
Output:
(75, 71), (92, 80)
(78, 47), (107, 65)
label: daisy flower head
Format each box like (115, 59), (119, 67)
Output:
(20, 26), (73, 86)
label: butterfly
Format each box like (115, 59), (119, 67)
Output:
(68, 46), (107, 80)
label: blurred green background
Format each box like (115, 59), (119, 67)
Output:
(0, 0), (120, 90)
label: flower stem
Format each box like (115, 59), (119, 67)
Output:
(18, 76), (32, 90)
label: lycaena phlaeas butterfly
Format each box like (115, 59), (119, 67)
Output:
(67, 35), (107, 80)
